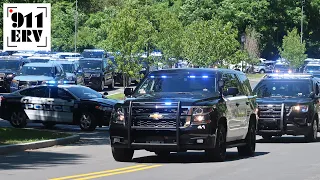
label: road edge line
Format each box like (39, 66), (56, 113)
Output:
(0, 134), (80, 155)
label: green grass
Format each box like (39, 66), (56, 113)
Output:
(0, 128), (69, 145)
(246, 73), (265, 79)
(107, 93), (125, 100)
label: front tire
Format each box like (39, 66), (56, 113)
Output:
(238, 121), (256, 156)
(305, 119), (318, 142)
(10, 111), (27, 128)
(259, 69), (265, 74)
(98, 80), (105, 92)
(79, 112), (97, 131)
(205, 123), (227, 162)
(108, 79), (115, 89)
(112, 147), (134, 162)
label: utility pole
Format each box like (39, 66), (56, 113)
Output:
(301, 0), (305, 43)
(74, 0), (78, 53)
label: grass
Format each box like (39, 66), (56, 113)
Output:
(246, 73), (265, 79)
(107, 93), (125, 100)
(0, 128), (69, 145)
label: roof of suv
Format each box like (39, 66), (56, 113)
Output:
(24, 62), (60, 67)
(149, 68), (245, 75)
(264, 73), (313, 79)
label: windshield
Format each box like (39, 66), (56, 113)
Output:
(79, 60), (101, 70)
(82, 52), (104, 58)
(29, 59), (50, 63)
(67, 86), (103, 99)
(0, 61), (20, 70)
(253, 80), (312, 98)
(61, 64), (74, 73)
(59, 54), (81, 59)
(20, 66), (53, 76)
(305, 66), (320, 71)
(134, 74), (218, 98)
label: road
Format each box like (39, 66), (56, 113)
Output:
(2, 78), (303, 180)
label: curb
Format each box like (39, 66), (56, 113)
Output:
(0, 134), (80, 155)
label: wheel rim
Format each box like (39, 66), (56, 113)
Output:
(80, 114), (92, 129)
(313, 120), (317, 139)
(11, 112), (24, 126)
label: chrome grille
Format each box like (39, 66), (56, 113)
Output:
(258, 104), (282, 120)
(131, 102), (186, 128)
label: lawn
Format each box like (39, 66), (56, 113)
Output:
(246, 73), (265, 79)
(107, 93), (125, 100)
(0, 128), (69, 145)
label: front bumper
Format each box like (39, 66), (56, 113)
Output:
(257, 105), (311, 136)
(110, 124), (215, 150)
(84, 77), (102, 88)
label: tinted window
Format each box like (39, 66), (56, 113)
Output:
(237, 74), (252, 95)
(0, 61), (21, 70)
(61, 64), (74, 73)
(19, 86), (49, 97)
(20, 66), (53, 76)
(67, 86), (103, 99)
(49, 87), (74, 99)
(82, 51), (105, 58)
(135, 74), (218, 98)
(305, 65), (320, 71)
(29, 59), (50, 63)
(222, 73), (243, 96)
(79, 60), (102, 70)
(253, 79), (312, 97)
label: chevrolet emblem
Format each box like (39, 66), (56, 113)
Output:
(149, 113), (163, 120)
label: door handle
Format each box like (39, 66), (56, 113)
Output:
(236, 103), (240, 107)
(246, 101), (250, 105)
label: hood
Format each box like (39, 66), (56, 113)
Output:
(257, 97), (312, 105)
(14, 75), (54, 81)
(0, 69), (18, 74)
(83, 97), (119, 106)
(124, 93), (220, 106)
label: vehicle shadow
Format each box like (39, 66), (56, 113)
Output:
(0, 151), (88, 170)
(132, 151), (269, 164)
(257, 136), (320, 144)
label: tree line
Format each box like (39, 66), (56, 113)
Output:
(0, 0), (317, 72)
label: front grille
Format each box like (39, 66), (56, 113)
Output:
(130, 102), (187, 128)
(258, 104), (284, 130)
(84, 73), (91, 78)
(0, 73), (5, 78)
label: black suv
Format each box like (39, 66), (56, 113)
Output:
(0, 56), (30, 92)
(109, 68), (257, 162)
(79, 58), (115, 91)
(253, 74), (320, 142)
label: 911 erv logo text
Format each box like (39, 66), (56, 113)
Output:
(24, 104), (71, 112)
(3, 3), (51, 51)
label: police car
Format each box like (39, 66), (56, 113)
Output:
(0, 84), (117, 131)
(53, 59), (85, 85)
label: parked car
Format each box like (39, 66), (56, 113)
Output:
(53, 59), (85, 85)
(10, 62), (67, 92)
(0, 56), (30, 92)
(79, 58), (115, 91)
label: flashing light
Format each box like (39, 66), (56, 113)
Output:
(189, 75), (196, 78)
(47, 80), (56, 84)
(150, 76), (155, 78)
(165, 102), (172, 105)
(288, 70), (292, 73)
(161, 75), (167, 78)
(202, 75), (208, 78)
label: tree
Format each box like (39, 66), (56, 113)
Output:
(107, 6), (147, 87)
(183, 19), (239, 67)
(279, 28), (307, 68)
(244, 27), (261, 72)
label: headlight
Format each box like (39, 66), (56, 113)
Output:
(91, 73), (101, 77)
(275, 69), (280, 73)
(6, 74), (14, 78)
(112, 107), (125, 124)
(292, 105), (308, 113)
(12, 79), (19, 84)
(185, 107), (213, 125)
(288, 70), (292, 73)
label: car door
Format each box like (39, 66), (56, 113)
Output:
(19, 86), (52, 121)
(74, 62), (84, 85)
(47, 86), (75, 123)
(222, 73), (244, 141)
(236, 73), (254, 137)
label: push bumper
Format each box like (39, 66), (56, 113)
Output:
(84, 77), (102, 89)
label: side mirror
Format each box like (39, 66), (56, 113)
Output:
(124, 88), (133, 96)
(225, 87), (239, 96)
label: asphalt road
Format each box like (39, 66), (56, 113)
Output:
(1, 77), (296, 180)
